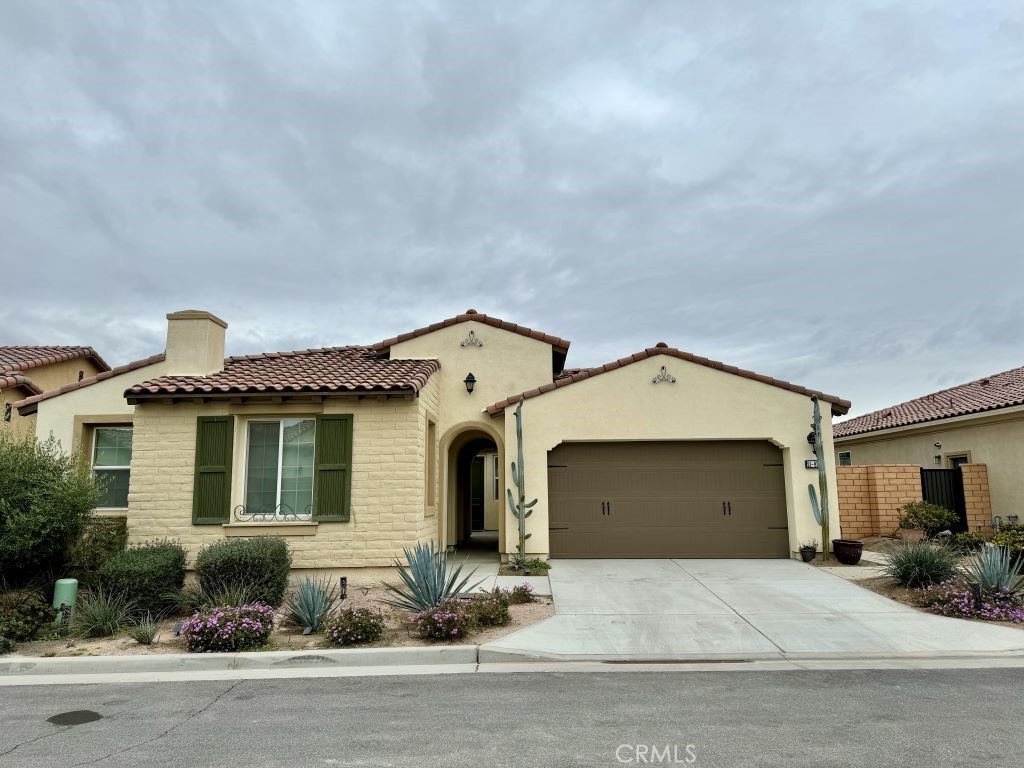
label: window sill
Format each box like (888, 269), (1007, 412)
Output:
(222, 522), (319, 537)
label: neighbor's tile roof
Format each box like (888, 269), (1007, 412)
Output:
(486, 343), (851, 416)
(373, 309), (571, 354)
(834, 364), (1024, 438)
(0, 373), (42, 396)
(15, 353), (167, 415)
(125, 347), (439, 399)
(0, 345), (110, 376)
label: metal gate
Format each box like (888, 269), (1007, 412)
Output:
(920, 468), (967, 533)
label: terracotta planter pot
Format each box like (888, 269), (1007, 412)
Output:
(900, 527), (926, 542)
(799, 548), (816, 563)
(832, 539), (864, 566)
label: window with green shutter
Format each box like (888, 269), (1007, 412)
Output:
(192, 416), (234, 525)
(314, 414), (353, 522)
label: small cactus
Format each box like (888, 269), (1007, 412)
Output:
(506, 399), (538, 571)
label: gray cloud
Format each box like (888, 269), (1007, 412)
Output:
(1, 0), (1022, 416)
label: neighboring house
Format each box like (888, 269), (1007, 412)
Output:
(1, 346), (108, 439)
(22, 308), (850, 570)
(834, 365), (1024, 523)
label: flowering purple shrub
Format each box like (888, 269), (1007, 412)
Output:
(325, 608), (386, 646)
(181, 603), (275, 652)
(920, 579), (1024, 624)
(415, 598), (477, 640)
(505, 583), (535, 605)
(472, 589), (512, 627)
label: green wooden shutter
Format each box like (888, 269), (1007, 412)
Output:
(314, 414), (353, 522)
(192, 416), (234, 525)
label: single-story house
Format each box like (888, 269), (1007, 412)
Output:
(21, 309), (850, 568)
(834, 365), (1024, 525)
(1, 346), (108, 439)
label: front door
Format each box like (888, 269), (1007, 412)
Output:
(470, 455), (485, 531)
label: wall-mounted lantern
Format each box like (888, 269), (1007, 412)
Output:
(464, 373), (476, 394)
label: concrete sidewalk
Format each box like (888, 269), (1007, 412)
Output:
(480, 559), (1024, 662)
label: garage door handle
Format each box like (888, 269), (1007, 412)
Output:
(728, 501), (732, 515)
(722, 502), (727, 516)
(601, 501), (606, 515)
(607, 501), (612, 516)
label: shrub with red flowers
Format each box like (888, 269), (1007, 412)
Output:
(415, 598), (477, 640)
(181, 603), (275, 652)
(920, 579), (1024, 624)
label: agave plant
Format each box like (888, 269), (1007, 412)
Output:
(283, 575), (339, 634)
(381, 541), (483, 613)
(962, 546), (1024, 595)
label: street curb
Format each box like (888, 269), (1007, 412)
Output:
(0, 645), (479, 677)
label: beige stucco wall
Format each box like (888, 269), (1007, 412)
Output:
(496, 354), (841, 558)
(127, 378), (439, 569)
(33, 359), (172, 452)
(19, 357), (104, 394)
(835, 408), (1024, 521)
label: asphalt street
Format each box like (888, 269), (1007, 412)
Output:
(1, 668), (1020, 767)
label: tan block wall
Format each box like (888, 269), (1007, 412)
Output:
(836, 464), (922, 538)
(961, 463), (993, 533)
(128, 390), (436, 570)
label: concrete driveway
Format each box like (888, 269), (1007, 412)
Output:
(480, 559), (1024, 661)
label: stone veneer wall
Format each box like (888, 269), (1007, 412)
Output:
(836, 464), (922, 539)
(837, 463), (994, 538)
(127, 378), (440, 569)
(961, 463), (994, 533)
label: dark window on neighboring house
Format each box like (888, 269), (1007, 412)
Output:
(838, 451), (852, 466)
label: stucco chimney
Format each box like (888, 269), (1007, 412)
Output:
(164, 310), (227, 376)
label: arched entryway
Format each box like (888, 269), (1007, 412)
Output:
(443, 423), (503, 555)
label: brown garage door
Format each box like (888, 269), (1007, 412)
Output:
(548, 441), (789, 558)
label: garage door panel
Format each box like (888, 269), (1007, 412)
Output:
(548, 441), (789, 558)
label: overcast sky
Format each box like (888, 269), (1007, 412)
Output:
(2, 1), (1022, 418)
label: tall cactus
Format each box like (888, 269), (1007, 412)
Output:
(807, 396), (831, 561)
(506, 399), (538, 570)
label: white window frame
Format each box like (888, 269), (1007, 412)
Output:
(92, 426), (133, 509)
(242, 418), (316, 521)
(493, 454), (500, 501)
(838, 451), (852, 466)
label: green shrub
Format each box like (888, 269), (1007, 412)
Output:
(174, 583), (258, 614)
(283, 575), (338, 633)
(0, 634), (15, 654)
(472, 589), (511, 627)
(181, 603), (274, 652)
(992, 524), (1024, 558)
(0, 432), (101, 581)
(505, 583), (536, 604)
(524, 558), (551, 575)
(948, 532), (986, 554)
(66, 516), (128, 586)
(897, 501), (958, 537)
(195, 537), (292, 607)
(325, 607), (386, 646)
(415, 598), (477, 640)
(97, 539), (186, 617)
(881, 541), (959, 588)
(72, 588), (134, 638)
(0, 590), (52, 641)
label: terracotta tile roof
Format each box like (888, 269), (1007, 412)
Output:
(0, 345), (110, 376)
(834, 364), (1024, 438)
(485, 343), (851, 416)
(0, 373), (42, 396)
(15, 353), (167, 415)
(125, 347), (439, 400)
(373, 309), (571, 374)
